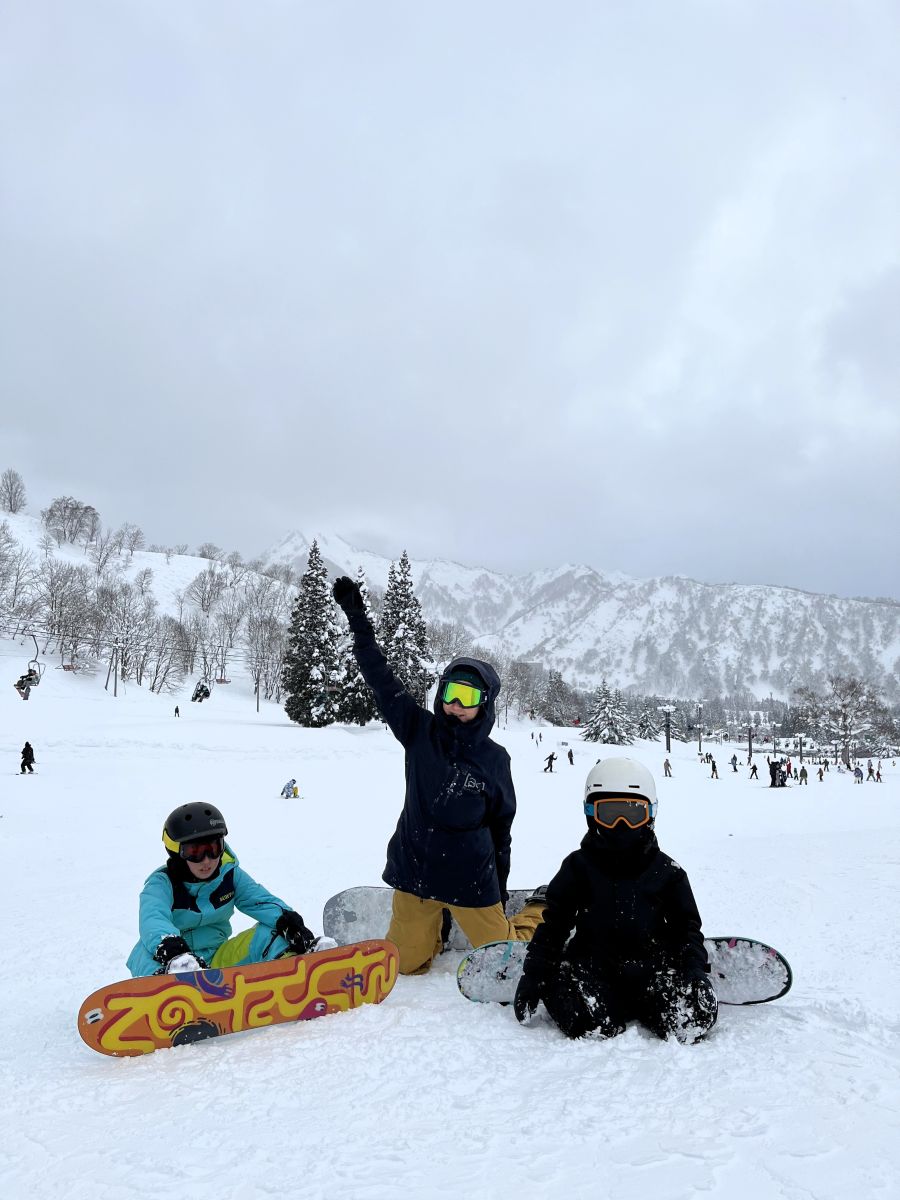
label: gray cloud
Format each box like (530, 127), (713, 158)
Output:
(1, 1), (898, 599)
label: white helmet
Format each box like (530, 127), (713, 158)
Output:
(584, 758), (657, 822)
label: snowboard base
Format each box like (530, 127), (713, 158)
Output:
(323, 885), (534, 950)
(457, 937), (792, 1007)
(78, 939), (399, 1057)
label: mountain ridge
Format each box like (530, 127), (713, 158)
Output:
(265, 530), (900, 701)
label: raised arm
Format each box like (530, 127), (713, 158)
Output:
(332, 576), (422, 746)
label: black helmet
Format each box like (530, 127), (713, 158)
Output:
(163, 803), (228, 854)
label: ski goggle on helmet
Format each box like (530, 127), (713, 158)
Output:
(163, 802), (228, 860)
(583, 758), (658, 828)
(441, 677), (486, 708)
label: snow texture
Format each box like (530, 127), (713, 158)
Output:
(1, 647), (898, 1199)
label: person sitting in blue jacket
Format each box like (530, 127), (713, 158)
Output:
(127, 802), (335, 977)
(333, 575), (546, 976)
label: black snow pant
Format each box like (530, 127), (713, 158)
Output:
(541, 959), (717, 1045)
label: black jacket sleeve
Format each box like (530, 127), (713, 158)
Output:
(344, 610), (422, 747)
(488, 754), (516, 902)
(666, 868), (710, 979)
(521, 858), (579, 986)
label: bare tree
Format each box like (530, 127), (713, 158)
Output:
(196, 542), (223, 561)
(224, 551), (251, 588)
(0, 468), (26, 513)
(79, 505), (102, 548)
(88, 527), (122, 576)
(119, 522), (145, 559)
(185, 565), (227, 616)
(134, 567), (154, 598)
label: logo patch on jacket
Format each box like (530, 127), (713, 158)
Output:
(463, 773), (485, 793)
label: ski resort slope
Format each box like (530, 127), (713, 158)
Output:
(1, 662), (898, 1200)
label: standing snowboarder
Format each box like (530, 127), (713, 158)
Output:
(567, 749), (574, 766)
(663, 758), (672, 777)
(332, 576), (546, 976)
(544, 752), (557, 773)
(730, 754), (738, 773)
(174, 705), (180, 718)
(749, 762), (759, 779)
(20, 741), (35, 774)
(513, 759), (717, 1044)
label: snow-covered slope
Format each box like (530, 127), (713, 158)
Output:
(1, 659), (897, 1199)
(266, 529), (900, 700)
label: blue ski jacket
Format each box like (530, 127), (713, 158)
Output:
(127, 845), (291, 977)
(346, 611), (516, 908)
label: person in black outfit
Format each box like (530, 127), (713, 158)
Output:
(332, 576), (545, 975)
(544, 752), (557, 773)
(514, 757), (717, 1044)
(20, 741), (35, 774)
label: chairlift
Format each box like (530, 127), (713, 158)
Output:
(191, 680), (211, 703)
(14, 635), (43, 699)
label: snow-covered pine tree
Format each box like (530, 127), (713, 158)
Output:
(540, 670), (573, 726)
(281, 539), (341, 727)
(378, 550), (435, 705)
(581, 679), (635, 745)
(335, 566), (379, 725)
(635, 701), (661, 741)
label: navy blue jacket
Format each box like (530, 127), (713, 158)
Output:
(523, 829), (709, 986)
(347, 613), (515, 907)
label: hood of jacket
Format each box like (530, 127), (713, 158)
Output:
(433, 656), (501, 743)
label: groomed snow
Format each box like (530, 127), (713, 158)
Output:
(1, 653), (897, 1200)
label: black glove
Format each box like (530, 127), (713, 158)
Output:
(332, 576), (365, 616)
(153, 935), (208, 971)
(514, 974), (543, 1025)
(274, 910), (317, 955)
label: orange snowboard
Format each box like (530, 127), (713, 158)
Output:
(78, 939), (399, 1057)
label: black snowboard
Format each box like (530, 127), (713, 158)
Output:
(457, 937), (793, 1006)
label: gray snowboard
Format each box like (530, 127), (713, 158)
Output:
(457, 936), (793, 1006)
(323, 885), (535, 952)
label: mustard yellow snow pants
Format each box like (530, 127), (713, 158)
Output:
(388, 889), (546, 976)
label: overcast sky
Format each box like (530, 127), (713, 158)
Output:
(1, 2), (898, 600)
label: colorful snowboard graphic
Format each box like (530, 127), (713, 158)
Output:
(457, 937), (792, 1007)
(78, 939), (399, 1057)
(323, 885), (534, 951)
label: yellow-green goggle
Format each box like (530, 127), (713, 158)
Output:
(442, 679), (485, 708)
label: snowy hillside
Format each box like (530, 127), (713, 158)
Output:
(266, 530), (900, 700)
(4, 510), (898, 702)
(2, 655), (897, 1199)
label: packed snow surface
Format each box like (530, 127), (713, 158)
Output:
(1, 655), (898, 1200)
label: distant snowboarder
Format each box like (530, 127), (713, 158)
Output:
(544, 753), (557, 773)
(20, 741), (35, 774)
(281, 778), (297, 799)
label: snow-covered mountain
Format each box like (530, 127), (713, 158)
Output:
(264, 532), (900, 701)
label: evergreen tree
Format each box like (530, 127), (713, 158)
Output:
(581, 680), (635, 745)
(539, 670), (573, 726)
(335, 566), (380, 725)
(282, 539), (341, 727)
(635, 701), (661, 741)
(378, 550), (435, 704)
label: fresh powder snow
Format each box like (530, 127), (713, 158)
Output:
(1, 651), (897, 1200)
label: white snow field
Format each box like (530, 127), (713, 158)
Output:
(1, 656), (898, 1200)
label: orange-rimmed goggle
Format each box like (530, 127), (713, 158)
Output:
(584, 797), (651, 829)
(442, 680), (485, 708)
